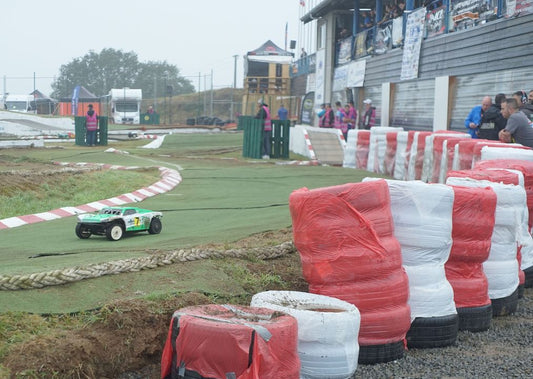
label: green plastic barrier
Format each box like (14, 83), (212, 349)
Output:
(74, 116), (108, 146)
(140, 113), (160, 125)
(241, 118), (290, 159)
(271, 120), (290, 159)
(242, 117), (263, 159)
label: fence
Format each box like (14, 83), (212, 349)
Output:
(239, 117), (290, 159)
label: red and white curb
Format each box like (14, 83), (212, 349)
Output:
(302, 128), (317, 160)
(0, 162), (182, 230)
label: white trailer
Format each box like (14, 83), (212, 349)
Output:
(109, 88), (142, 124)
(4, 94), (34, 113)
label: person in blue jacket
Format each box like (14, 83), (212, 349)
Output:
(464, 96), (492, 139)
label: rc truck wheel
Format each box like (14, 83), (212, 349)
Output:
(106, 222), (124, 241)
(75, 224), (91, 239)
(148, 217), (162, 234)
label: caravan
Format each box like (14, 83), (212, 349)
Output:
(4, 94), (34, 113)
(109, 88), (142, 124)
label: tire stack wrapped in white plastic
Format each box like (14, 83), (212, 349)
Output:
(392, 131), (410, 180)
(343, 129), (371, 169)
(251, 290), (361, 379)
(446, 176), (522, 316)
(406, 131), (433, 181)
(372, 179), (459, 348)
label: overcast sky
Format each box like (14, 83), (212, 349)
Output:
(1, 0), (312, 97)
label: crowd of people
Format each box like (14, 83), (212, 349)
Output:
(359, 1), (405, 31)
(317, 98), (376, 139)
(465, 90), (533, 147)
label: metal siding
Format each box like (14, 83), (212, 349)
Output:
(390, 79), (435, 130)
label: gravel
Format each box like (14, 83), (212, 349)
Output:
(353, 286), (533, 379)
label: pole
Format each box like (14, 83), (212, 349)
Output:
(231, 54), (238, 121)
(210, 69), (214, 118)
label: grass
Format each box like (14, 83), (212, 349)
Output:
(0, 168), (160, 219)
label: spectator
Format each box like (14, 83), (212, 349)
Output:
(528, 90), (533, 105)
(360, 99), (376, 129)
(319, 103), (334, 128)
(300, 48), (307, 58)
(85, 104), (98, 147)
(464, 96), (492, 139)
(255, 99), (272, 159)
(499, 97), (533, 148)
(334, 101), (348, 139)
(277, 103), (288, 120)
(345, 102), (357, 130)
(512, 90), (533, 122)
(147, 105), (154, 114)
(478, 93), (507, 140)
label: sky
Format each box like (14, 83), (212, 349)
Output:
(1, 0), (315, 97)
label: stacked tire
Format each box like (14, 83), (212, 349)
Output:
(380, 179), (459, 348)
(445, 184), (497, 331)
(161, 304), (300, 379)
(289, 180), (411, 364)
(251, 290), (360, 379)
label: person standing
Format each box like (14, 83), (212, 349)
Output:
(512, 90), (533, 122)
(319, 103), (334, 127)
(346, 101), (357, 130)
(256, 99), (272, 159)
(360, 99), (376, 129)
(334, 101), (348, 139)
(277, 103), (288, 120)
(499, 98), (533, 148)
(85, 104), (98, 146)
(478, 94), (507, 140)
(464, 96), (492, 139)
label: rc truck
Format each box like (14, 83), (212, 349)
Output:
(75, 207), (162, 241)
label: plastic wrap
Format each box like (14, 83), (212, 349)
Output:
(161, 304), (300, 379)
(367, 127), (402, 173)
(454, 139), (492, 171)
(251, 291), (360, 379)
(354, 130), (371, 170)
(438, 137), (470, 184)
(421, 132), (470, 183)
(393, 131), (409, 180)
(475, 144), (531, 165)
(446, 177), (521, 299)
(289, 182), (402, 283)
(446, 185), (497, 308)
(343, 129), (357, 168)
(289, 180), (411, 347)
(379, 179), (456, 319)
(407, 131), (432, 180)
(384, 132), (399, 176)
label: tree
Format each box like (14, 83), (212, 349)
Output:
(50, 48), (194, 99)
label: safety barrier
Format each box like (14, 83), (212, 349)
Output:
(240, 116), (291, 159)
(74, 116), (108, 146)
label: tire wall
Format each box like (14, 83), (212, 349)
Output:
(161, 304), (300, 379)
(445, 185), (497, 308)
(250, 290), (361, 379)
(377, 179), (457, 319)
(446, 177), (522, 299)
(289, 180), (411, 346)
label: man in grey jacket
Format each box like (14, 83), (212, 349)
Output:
(499, 98), (533, 148)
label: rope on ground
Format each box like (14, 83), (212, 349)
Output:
(0, 241), (296, 291)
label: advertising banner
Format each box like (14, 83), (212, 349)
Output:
(400, 8), (426, 81)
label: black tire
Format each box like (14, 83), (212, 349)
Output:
(457, 304), (492, 332)
(491, 287), (519, 317)
(106, 222), (124, 241)
(358, 341), (405, 365)
(406, 314), (459, 349)
(75, 223), (91, 239)
(524, 266), (533, 288)
(148, 217), (162, 234)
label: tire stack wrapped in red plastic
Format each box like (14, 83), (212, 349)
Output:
(161, 304), (300, 379)
(446, 177), (522, 317)
(289, 180), (411, 364)
(446, 184), (497, 331)
(355, 130), (371, 170)
(384, 132), (399, 177)
(407, 131), (432, 180)
(393, 131), (410, 180)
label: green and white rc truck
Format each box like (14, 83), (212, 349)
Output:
(75, 207), (162, 241)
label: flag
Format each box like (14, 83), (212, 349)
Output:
(300, 0), (305, 6)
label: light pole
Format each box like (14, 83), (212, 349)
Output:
(231, 54), (238, 121)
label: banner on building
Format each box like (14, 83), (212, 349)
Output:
(333, 65), (349, 92)
(450, 0), (498, 31)
(300, 91), (315, 125)
(400, 8), (426, 81)
(337, 38), (352, 65)
(347, 60), (366, 88)
(375, 22), (393, 55)
(392, 17), (404, 47)
(314, 49), (326, 105)
(354, 30), (369, 59)
(426, 5), (447, 37)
